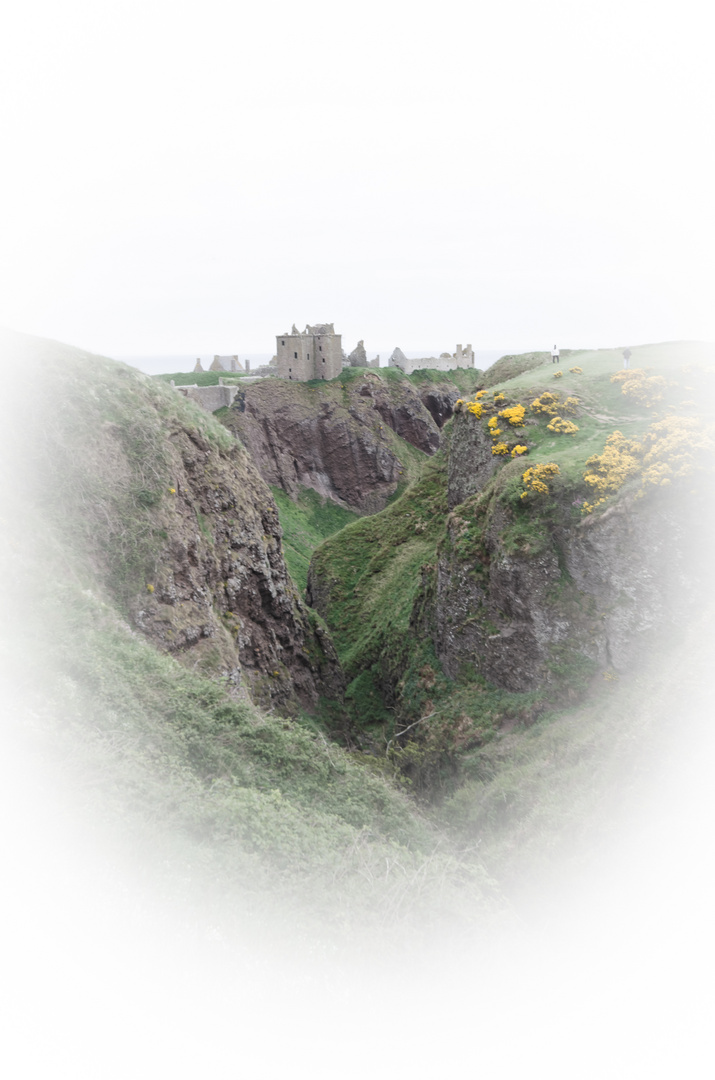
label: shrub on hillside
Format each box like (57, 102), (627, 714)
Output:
(498, 404), (526, 427)
(521, 462), (560, 499)
(531, 392), (562, 417)
(547, 416), (579, 436)
(611, 368), (668, 408)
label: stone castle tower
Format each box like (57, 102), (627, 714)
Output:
(276, 323), (343, 381)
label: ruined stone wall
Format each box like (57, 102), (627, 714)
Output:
(175, 384), (239, 412)
(389, 346), (475, 375)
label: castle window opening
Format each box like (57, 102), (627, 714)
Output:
(294, 352), (298, 359)
(281, 340), (285, 346)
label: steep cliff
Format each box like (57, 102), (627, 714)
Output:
(306, 344), (714, 762)
(3, 332), (343, 716)
(433, 426), (705, 693)
(433, 366), (713, 693)
(220, 369), (476, 513)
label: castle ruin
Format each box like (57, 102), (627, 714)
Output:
(276, 323), (343, 381)
(194, 355), (246, 373)
(347, 340), (379, 369)
(388, 344), (475, 375)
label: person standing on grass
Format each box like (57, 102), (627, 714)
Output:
(551, 344), (560, 364)
(622, 347), (632, 369)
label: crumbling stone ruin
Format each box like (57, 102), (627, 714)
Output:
(194, 355), (246, 373)
(211, 354), (244, 372)
(173, 381), (240, 411)
(388, 344), (475, 375)
(347, 340), (380, 369)
(276, 323), (343, 381)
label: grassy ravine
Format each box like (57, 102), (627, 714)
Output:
(308, 341), (715, 796)
(308, 455), (565, 789)
(271, 486), (360, 594)
(0, 329), (494, 934)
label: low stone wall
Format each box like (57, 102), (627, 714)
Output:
(174, 384), (239, 412)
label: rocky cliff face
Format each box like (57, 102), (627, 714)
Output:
(427, 416), (709, 693)
(131, 421), (345, 713)
(447, 409), (502, 509)
(6, 339), (345, 717)
(221, 373), (456, 513)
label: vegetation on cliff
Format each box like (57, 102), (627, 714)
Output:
(306, 341), (714, 799)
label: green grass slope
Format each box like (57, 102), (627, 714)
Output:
(271, 486), (360, 594)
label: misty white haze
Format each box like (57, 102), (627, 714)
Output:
(1, 0), (714, 359)
(2, 2), (715, 1078)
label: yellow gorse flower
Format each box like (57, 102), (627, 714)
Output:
(580, 415), (714, 512)
(531, 391), (561, 416)
(521, 462), (560, 499)
(611, 369), (667, 408)
(547, 416), (579, 436)
(498, 404), (526, 427)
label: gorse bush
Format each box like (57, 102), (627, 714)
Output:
(640, 415), (715, 489)
(611, 368), (668, 408)
(531, 392), (562, 417)
(521, 462), (560, 499)
(582, 431), (642, 512)
(498, 405), (526, 427)
(581, 415), (714, 512)
(547, 417), (579, 437)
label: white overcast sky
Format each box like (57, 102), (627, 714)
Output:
(1, 0), (713, 360)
